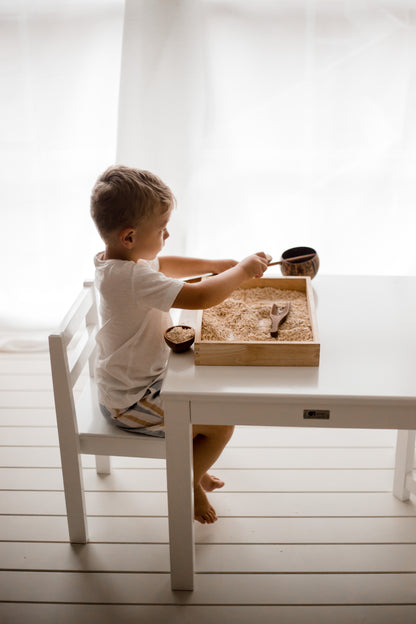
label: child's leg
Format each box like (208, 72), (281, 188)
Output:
(192, 424), (234, 524)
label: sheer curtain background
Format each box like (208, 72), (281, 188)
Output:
(0, 0), (124, 348)
(185, 0), (416, 269)
(2, 0), (416, 349)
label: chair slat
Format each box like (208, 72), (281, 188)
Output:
(69, 329), (97, 388)
(59, 289), (95, 346)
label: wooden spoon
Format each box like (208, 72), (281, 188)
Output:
(267, 253), (315, 267)
(183, 252), (316, 283)
(270, 303), (290, 338)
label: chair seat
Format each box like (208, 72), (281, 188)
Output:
(77, 378), (166, 459)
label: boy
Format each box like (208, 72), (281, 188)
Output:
(90, 165), (269, 524)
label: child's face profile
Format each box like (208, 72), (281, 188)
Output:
(132, 206), (172, 261)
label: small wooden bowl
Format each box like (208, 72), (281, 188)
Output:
(280, 246), (320, 279)
(164, 325), (195, 353)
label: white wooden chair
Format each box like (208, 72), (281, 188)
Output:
(48, 281), (165, 543)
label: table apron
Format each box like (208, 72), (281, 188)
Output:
(189, 399), (416, 430)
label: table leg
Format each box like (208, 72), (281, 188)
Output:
(165, 399), (195, 590)
(393, 430), (416, 501)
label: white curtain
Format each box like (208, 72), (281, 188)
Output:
(0, 0), (124, 348)
(119, 0), (416, 273)
(2, 0), (416, 349)
(188, 0), (416, 273)
(116, 0), (207, 253)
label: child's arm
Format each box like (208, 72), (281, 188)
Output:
(158, 256), (237, 278)
(172, 253), (269, 310)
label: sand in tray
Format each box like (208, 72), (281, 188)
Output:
(201, 287), (313, 342)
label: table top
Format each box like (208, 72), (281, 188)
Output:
(162, 275), (416, 405)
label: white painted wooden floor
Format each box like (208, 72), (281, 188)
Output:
(2, 351), (416, 624)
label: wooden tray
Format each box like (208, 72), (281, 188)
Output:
(194, 276), (320, 366)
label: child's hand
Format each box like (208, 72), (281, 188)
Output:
(239, 252), (269, 279)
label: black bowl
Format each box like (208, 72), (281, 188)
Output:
(164, 325), (195, 353)
(280, 246), (319, 279)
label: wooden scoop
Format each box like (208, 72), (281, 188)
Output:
(183, 252), (316, 283)
(270, 303), (290, 338)
(267, 253), (315, 267)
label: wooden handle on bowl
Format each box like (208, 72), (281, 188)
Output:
(268, 252), (316, 267)
(183, 252), (316, 282)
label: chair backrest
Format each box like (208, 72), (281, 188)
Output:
(49, 282), (166, 457)
(48, 281), (99, 444)
(49, 282), (165, 545)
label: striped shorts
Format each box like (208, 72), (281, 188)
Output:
(99, 378), (165, 438)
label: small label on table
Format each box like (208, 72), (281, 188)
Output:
(303, 409), (330, 419)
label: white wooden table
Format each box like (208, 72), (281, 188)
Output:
(162, 275), (416, 590)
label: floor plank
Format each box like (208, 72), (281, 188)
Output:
(4, 542), (416, 573)
(2, 515), (416, 544)
(2, 571), (416, 604)
(0, 408), (56, 427)
(0, 390), (55, 408)
(0, 445), (404, 469)
(2, 490), (416, 517)
(0, 375), (53, 390)
(0, 466), (398, 492)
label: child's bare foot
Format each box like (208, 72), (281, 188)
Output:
(200, 473), (225, 492)
(194, 485), (218, 524)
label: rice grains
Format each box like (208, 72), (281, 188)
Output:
(201, 287), (313, 342)
(166, 326), (195, 343)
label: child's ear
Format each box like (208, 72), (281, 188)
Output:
(120, 228), (135, 248)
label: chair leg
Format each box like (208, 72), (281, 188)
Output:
(393, 430), (416, 501)
(95, 455), (111, 475)
(60, 451), (89, 543)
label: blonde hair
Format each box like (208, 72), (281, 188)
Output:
(90, 165), (175, 240)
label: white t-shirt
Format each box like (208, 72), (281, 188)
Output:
(94, 253), (183, 409)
